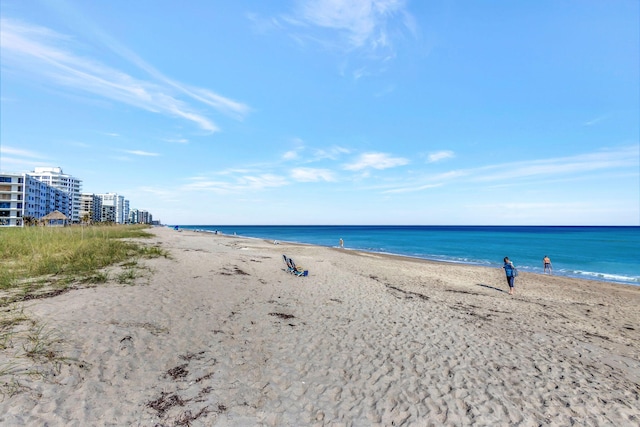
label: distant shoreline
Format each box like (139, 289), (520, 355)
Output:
(184, 226), (640, 287)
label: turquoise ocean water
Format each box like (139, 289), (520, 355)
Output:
(178, 225), (640, 286)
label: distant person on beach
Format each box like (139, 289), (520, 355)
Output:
(339, 238), (344, 249)
(503, 257), (517, 295)
(543, 255), (552, 275)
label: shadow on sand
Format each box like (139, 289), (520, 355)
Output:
(477, 283), (506, 293)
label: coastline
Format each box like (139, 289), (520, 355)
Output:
(1, 226), (639, 425)
(185, 225), (640, 286)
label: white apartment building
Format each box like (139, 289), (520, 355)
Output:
(123, 199), (130, 224)
(0, 173), (25, 226)
(29, 167), (82, 223)
(96, 193), (128, 224)
(0, 172), (70, 226)
(2, 168), (150, 227)
(129, 209), (153, 224)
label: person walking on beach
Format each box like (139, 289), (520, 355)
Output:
(503, 257), (517, 295)
(543, 255), (552, 275)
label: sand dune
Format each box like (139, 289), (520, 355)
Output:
(1, 226), (639, 426)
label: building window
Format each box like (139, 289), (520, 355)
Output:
(0, 177), (11, 183)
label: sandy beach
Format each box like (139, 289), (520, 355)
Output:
(1, 226), (639, 426)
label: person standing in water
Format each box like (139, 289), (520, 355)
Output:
(503, 257), (517, 295)
(543, 255), (552, 275)
(339, 238), (344, 249)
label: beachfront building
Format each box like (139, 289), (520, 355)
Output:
(28, 167), (82, 223)
(0, 172), (70, 227)
(101, 204), (116, 223)
(79, 193), (102, 224)
(96, 193), (128, 224)
(0, 172), (25, 227)
(129, 209), (153, 224)
(25, 175), (70, 223)
(123, 199), (130, 224)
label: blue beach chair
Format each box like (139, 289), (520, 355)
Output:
(283, 254), (295, 273)
(283, 255), (308, 277)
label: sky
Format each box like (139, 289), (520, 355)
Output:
(1, 0), (638, 225)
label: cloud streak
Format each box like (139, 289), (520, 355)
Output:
(295, 0), (413, 51)
(427, 150), (455, 163)
(470, 146), (640, 184)
(344, 152), (409, 171)
(0, 146), (46, 158)
(291, 167), (337, 182)
(181, 173), (289, 194)
(381, 146), (640, 194)
(0, 18), (249, 132)
(123, 150), (160, 157)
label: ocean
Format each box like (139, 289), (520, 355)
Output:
(178, 225), (640, 286)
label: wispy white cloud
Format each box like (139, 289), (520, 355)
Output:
(344, 152), (409, 171)
(379, 170), (466, 194)
(291, 167), (337, 182)
(283, 150), (299, 160)
(0, 157), (39, 169)
(281, 137), (308, 160)
(135, 186), (174, 196)
(583, 114), (610, 126)
(179, 87), (250, 121)
(294, 0), (413, 51)
(380, 145), (639, 194)
(313, 146), (351, 161)
(181, 173), (289, 194)
(165, 138), (189, 144)
(267, 0), (416, 78)
(427, 150), (455, 163)
(0, 146), (51, 171)
(123, 150), (160, 157)
(471, 146), (639, 183)
(180, 178), (235, 194)
(0, 18), (249, 133)
(64, 11), (252, 121)
(237, 174), (289, 189)
(0, 146), (45, 158)
(382, 183), (442, 194)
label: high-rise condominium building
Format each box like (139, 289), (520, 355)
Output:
(96, 193), (128, 224)
(0, 172), (70, 226)
(79, 193), (102, 223)
(29, 167), (82, 223)
(129, 209), (153, 224)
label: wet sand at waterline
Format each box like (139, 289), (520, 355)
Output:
(1, 226), (639, 425)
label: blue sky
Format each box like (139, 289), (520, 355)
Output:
(1, 0), (638, 225)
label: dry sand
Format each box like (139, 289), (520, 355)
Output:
(1, 226), (639, 426)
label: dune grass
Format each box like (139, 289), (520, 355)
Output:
(0, 224), (168, 299)
(0, 224), (169, 392)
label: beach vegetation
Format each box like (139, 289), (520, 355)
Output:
(0, 224), (169, 305)
(0, 225), (170, 399)
(85, 272), (109, 284)
(23, 323), (59, 362)
(116, 268), (139, 284)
